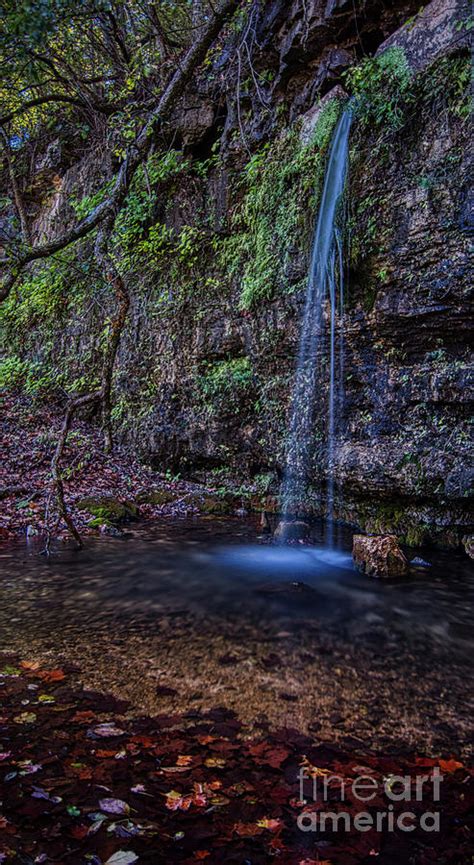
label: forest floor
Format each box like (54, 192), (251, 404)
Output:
(0, 656), (472, 865)
(2, 393), (473, 862)
(0, 393), (208, 542)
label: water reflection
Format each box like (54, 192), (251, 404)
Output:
(0, 516), (473, 660)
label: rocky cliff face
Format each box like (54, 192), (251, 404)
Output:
(2, 0), (472, 547)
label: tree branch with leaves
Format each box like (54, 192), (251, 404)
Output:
(0, 0), (243, 545)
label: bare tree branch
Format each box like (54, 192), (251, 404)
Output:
(0, 93), (116, 126)
(0, 128), (31, 245)
(0, 0), (240, 303)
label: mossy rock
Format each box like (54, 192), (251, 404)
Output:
(186, 493), (237, 515)
(250, 495), (280, 514)
(76, 496), (139, 524)
(136, 490), (178, 506)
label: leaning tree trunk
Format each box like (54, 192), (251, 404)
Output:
(50, 218), (129, 547)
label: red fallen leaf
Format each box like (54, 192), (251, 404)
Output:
(165, 790), (188, 811)
(197, 735), (216, 745)
(195, 853), (210, 860)
(71, 710), (97, 723)
(233, 822), (264, 837)
(69, 764), (93, 780)
(37, 669), (66, 683)
(257, 818), (283, 832)
(268, 837), (286, 853)
(95, 749), (117, 758)
(129, 735), (155, 749)
(414, 757), (438, 767)
(71, 824), (89, 840)
(264, 746), (290, 768)
(192, 783), (207, 807)
(439, 759), (464, 773)
(248, 741), (290, 767)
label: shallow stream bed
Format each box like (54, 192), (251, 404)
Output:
(1, 517), (473, 758)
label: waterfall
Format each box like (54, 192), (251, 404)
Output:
(280, 106), (352, 541)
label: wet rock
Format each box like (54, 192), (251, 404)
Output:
(99, 524), (124, 537)
(300, 85), (347, 144)
(187, 493), (234, 515)
(462, 535), (474, 559)
(352, 534), (409, 578)
(274, 520), (310, 541)
(377, 0), (470, 73)
(76, 496), (139, 525)
(410, 556), (432, 568)
(234, 507), (248, 517)
(137, 489), (178, 506)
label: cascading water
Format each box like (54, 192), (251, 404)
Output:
(280, 106), (352, 542)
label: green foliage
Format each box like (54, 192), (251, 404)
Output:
(419, 54), (471, 119)
(222, 96), (343, 309)
(344, 47), (412, 129)
(197, 357), (254, 415)
(0, 355), (59, 397)
(0, 355), (29, 391)
(345, 47), (470, 137)
(0, 243), (103, 400)
(1, 258), (69, 330)
(0, 0), (102, 45)
(113, 151), (188, 261)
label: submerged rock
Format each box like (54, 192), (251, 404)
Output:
(274, 520), (310, 541)
(99, 524), (124, 537)
(410, 556), (432, 568)
(352, 534), (409, 578)
(76, 496), (139, 525)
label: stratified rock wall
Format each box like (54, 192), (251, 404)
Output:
(3, 0), (472, 547)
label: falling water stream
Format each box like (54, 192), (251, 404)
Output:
(281, 106), (352, 540)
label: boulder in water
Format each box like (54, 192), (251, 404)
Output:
(352, 534), (409, 578)
(462, 535), (474, 559)
(76, 496), (139, 525)
(274, 520), (310, 541)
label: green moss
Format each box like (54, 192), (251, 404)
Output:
(222, 96), (344, 309)
(76, 496), (139, 524)
(196, 357), (254, 416)
(185, 492), (235, 515)
(343, 47), (412, 130)
(402, 525), (429, 547)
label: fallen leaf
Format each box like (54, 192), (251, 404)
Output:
(13, 712), (36, 724)
(204, 757), (226, 768)
(104, 852), (138, 865)
(176, 755), (193, 766)
(91, 723), (126, 738)
(99, 798), (130, 816)
(37, 669), (65, 683)
(439, 759), (464, 773)
(257, 817), (283, 832)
